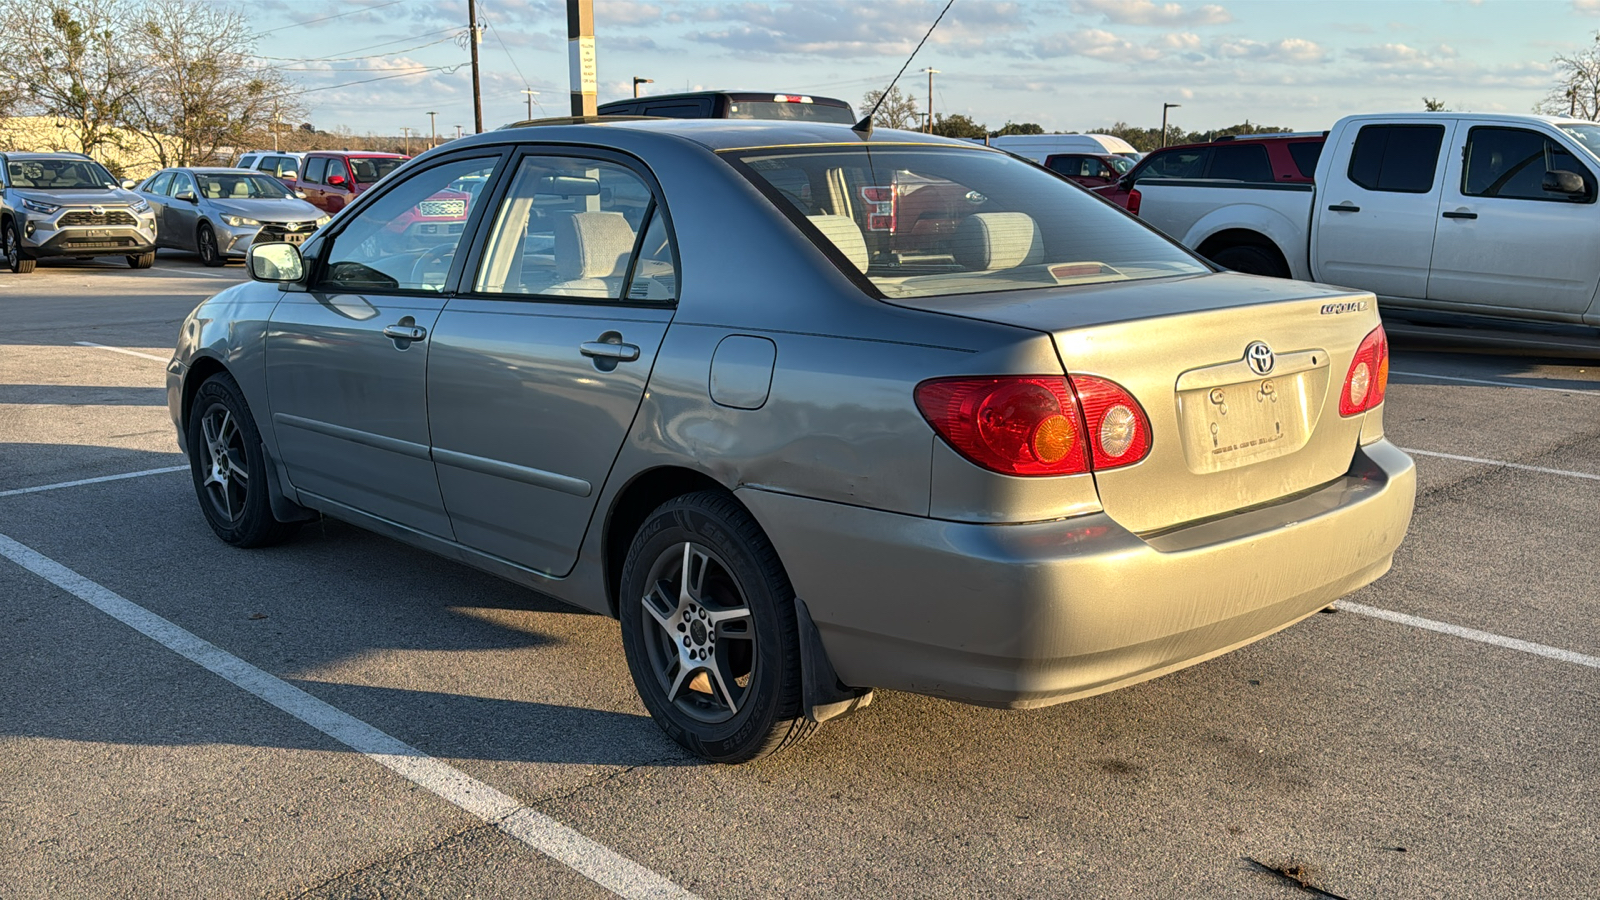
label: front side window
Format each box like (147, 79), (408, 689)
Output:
(6, 158), (116, 190)
(730, 145), (1208, 300)
(1462, 127), (1595, 202)
(197, 173), (291, 200)
(303, 157), (328, 184)
(349, 157), (405, 184)
(171, 173), (198, 197)
(143, 171), (175, 195)
(267, 156), (298, 178)
(317, 156), (498, 293)
(1347, 124), (1445, 193)
(472, 155), (675, 301)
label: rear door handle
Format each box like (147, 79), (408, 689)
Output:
(382, 324), (428, 341)
(1327, 203), (1361, 213)
(1442, 210), (1478, 220)
(580, 341), (640, 362)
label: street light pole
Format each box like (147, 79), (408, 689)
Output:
(1161, 102), (1182, 148)
(633, 76), (653, 98)
(427, 111), (437, 148)
(923, 68), (939, 133)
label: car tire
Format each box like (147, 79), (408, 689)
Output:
(186, 372), (300, 548)
(127, 250), (155, 269)
(197, 222), (225, 267)
(5, 220), (35, 274)
(618, 491), (815, 763)
(1210, 244), (1290, 278)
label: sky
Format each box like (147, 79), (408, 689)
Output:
(247, 0), (1600, 138)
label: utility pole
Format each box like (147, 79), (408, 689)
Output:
(568, 0), (597, 116)
(522, 88), (539, 120)
(923, 67), (939, 133)
(399, 127), (412, 155)
(1161, 102), (1181, 148)
(633, 76), (652, 98)
(467, 0), (484, 132)
(427, 111), (437, 148)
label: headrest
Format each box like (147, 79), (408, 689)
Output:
(953, 212), (1044, 271)
(231, 181), (249, 197)
(807, 214), (869, 273)
(554, 211), (636, 280)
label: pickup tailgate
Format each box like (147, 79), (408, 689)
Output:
(897, 272), (1382, 534)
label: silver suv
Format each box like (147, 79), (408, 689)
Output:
(1, 152), (159, 273)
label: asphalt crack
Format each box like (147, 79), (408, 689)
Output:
(1244, 856), (1352, 900)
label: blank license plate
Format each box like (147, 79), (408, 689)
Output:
(1176, 374), (1312, 473)
(282, 233), (306, 244)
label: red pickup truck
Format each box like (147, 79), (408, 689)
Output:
(1095, 132), (1325, 213)
(298, 151), (409, 215)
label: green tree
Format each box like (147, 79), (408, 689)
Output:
(929, 113), (987, 139)
(1423, 97), (1447, 112)
(990, 121), (1044, 137)
(0, 0), (141, 155)
(859, 85), (920, 131)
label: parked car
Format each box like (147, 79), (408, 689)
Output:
(235, 150), (306, 189)
(597, 91), (855, 124)
(168, 119), (1415, 762)
(1040, 152), (1133, 188)
(1132, 112), (1600, 326)
(0, 152), (158, 273)
(985, 133), (1143, 163)
(135, 167), (328, 266)
(298, 150), (408, 214)
(1097, 132), (1325, 212)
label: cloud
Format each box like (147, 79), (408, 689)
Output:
(1070, 0), (1231, 27)
(1579, 0), (1600, 12)
(1035, 29), (1314, 65)
(597, 1), (663, 26)
(1213, 37), (1327, 64)
(680, 0), (1031, 58)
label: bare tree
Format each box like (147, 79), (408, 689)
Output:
(1539, 32), (1600, 119)
(0, 0), (142, 155)
(124, 0), (301, 167)
(859, 86), (920, 131)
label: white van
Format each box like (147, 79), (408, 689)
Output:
(985, 134), (1141, 162)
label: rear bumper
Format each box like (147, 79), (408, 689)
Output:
(738, 439), (1415, 708)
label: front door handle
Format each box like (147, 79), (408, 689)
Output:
(1442, 210), (1478, 220)
(383, 323), (427, 341)
(580, 341), (641, 362)
(1327, 203), (1361, 213)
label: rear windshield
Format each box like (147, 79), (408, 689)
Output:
(349, 157), (406, 184)
(726, 100), (855, 124)
(729, 145), (1207, 299)
(7, 158), (116, 190)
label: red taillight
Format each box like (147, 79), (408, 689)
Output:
(1339, 325), (1390, 416)
(915, 375), (1151, 477)
(1127, 187), (1142, 216)
(861, 185), (896, 232)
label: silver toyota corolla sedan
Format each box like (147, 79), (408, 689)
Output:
(137, 167), (328, 266)
(166, 119), (1415, 762)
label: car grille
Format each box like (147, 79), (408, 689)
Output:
(62, 237), (138, 250)
(60, 210), (139, 227)
(417, 199), (466, 217)
(257, 222), (318, 241)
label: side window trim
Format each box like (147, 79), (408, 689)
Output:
(307, 149), (511, 297)
(455, 145), (680, 308)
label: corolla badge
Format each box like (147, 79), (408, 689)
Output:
(1245, 341), (1275, 376)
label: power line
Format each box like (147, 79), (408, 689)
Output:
(262, 33), (461, 67)
(478, 1), (531, 95)
(256, 0), (410, 37)
(292, 64), (466, 96)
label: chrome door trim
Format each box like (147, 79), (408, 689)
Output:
(432, 447), (593, 497)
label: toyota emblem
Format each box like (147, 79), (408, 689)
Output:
(1245, 341), (1275, 376)
(92, 206), (105, 216)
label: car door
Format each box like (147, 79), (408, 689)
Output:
(301, 156), (328, 211)
(426, 150), (678, 576)
(1311, 120), (1452, 298)
(323, 159), (356, 213)
(138, 171), (175, 246)
(1426, 123), (1600, 317)
(165, 172), (201, 250)
(264, 152), (506, 536)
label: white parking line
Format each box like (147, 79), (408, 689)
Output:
(1340, 602), (1600, 670)
(0, 466), (189, 498)
(1392, 370), (1600, 396)
(0, 532), (699, 900)
(74, 341), (169, 362)
(1402, 448), (1600, 482)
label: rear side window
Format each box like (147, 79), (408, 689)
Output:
(643, 102), (709, 118)
(143, 171), (175, 195)
(1287, 141), (1323, 178)
(1142, 148), (1210, 179)
(1206, 144), (1272, 182)
(303, 157), (328, 184)
(1347, 124), (1445, 193)
(1462, 127), (1595, 202)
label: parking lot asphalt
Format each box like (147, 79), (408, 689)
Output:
(2, 253), (1597, 899)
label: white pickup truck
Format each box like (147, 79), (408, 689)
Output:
(1133, 113), (1600, 326)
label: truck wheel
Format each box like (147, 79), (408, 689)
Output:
(5, 221), (35, 274)
(618, 491), (815, 763)
(1210, 244), (1289, 278)
(126, 250), (155, 269)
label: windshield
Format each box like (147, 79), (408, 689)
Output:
(195, 173), (291, 200)
(350, 157), (406, 184)
(730, 146), (1208, 299)
(1559, 124), (1600, 161)
(1106, 156), (1135, 174)
(7, 159), (116, 190)
(726, 100), (856, 124)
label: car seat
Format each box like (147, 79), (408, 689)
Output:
(952, 212), (1044, 271)
(806, 214), (869, 273)
(544, 211), (637, 298)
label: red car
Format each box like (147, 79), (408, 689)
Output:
(298, 151), (409, 215)
(1095, 132), (1325, 213)
(1041, 152), (1133, 189)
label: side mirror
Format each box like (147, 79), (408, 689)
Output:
(327, 174), (347, 187)
(248, 242), (305, 283)
(1543, 170), (1586, 196)
(175, 189), (197, 203)
(294, 190), (308, 200)
(121, 179), (139, 190)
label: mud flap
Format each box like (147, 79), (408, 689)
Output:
(795, 597), (873, 725)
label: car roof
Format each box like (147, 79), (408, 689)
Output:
(602, 90), (851, 106)
(3, 152), (96, 161)
(481, 117), (977, 153)
(174, 167), (260, 174)
(308, 150), (407, 158)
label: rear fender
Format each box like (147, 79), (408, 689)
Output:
(1184, 205), (1310, 281)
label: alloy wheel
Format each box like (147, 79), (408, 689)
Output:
(639, 541), (756, 724)
(198, 404), (249, 523)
